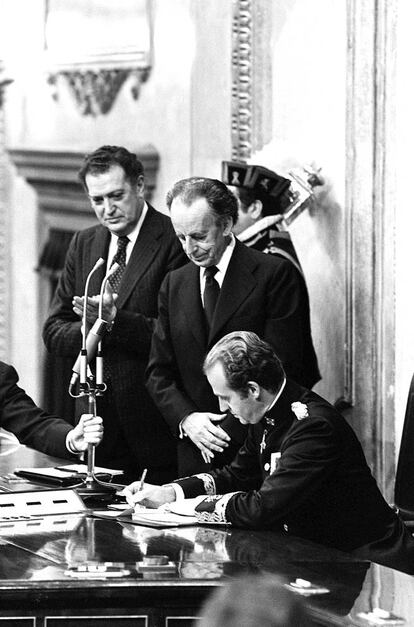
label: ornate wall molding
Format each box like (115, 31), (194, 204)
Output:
(345, 0), (397, 495)
(48, 67), (149, 117)
(44, 0), (153, 116)
(231, 0), (253, 160)
(231, 0), (272, 160)
(0, 65), (12, 359)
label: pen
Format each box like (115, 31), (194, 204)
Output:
(139, 468), (147, 491)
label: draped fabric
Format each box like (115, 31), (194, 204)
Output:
(38, 229), (76, 424)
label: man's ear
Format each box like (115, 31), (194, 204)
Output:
(247, 381), (261, 398)
(136, 174), (145, 193)
(248, 200), (263, 221)
(223, 217), (234, 236)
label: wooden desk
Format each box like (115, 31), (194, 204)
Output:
(0, 444), (412, 627)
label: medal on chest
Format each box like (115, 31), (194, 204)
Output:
(264, 452), (281, 474)
(259, 415), (275, 454)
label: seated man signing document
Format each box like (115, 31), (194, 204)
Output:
(124, 332), (414, 574)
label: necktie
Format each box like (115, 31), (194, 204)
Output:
(109, 236), (129, 292)
(102, 236), (129, 382)
(203, 265), (220, 326)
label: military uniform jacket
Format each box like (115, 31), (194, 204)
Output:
(0, 362), (74, 459)
(176, 380), (401, 553)
(147, 240), (319, 476)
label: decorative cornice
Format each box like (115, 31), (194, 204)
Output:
(0, 78), (13, 108)
(0, 62), (13, 109)
(47, 67), (150, 116)
(0, 76), (10, 357)
(231, 0), (253, 161)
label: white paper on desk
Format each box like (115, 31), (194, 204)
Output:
(131, 509), (198, 527)
(92, 506), (197, 527)
(92, 507), (135, 519)
(164, 496), (208, 516)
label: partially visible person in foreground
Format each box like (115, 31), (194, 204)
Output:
(198, 574), (311, 627)
(125, 331), (414, 574)
(0, 361), (103, 457)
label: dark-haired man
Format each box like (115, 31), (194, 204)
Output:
(128, 331), (414, 574)
(43, 145), (187, 482)
(146, 177), (320, 476)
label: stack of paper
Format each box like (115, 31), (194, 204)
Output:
(93, 496), (215, 528)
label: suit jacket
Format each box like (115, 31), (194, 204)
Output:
(176, 380), (408, 558)
(246, 226), (320, 386)
(0, 362), (73, 459)
(43, 205), (187, 478)
(147, 240), (320, 476)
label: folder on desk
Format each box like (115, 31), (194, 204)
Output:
(14, 464), (123, 487)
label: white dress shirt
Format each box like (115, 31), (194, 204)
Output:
(106, 202), (148, 271)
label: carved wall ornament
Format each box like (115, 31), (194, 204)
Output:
(231, 0), (253, 160)
(47, 67), (149, 116)
(44, 0), (152, 116)
(0, 61), (13, 108)
(0, 62), (12, 357)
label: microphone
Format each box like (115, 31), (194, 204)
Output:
(95, 262), (120, 385)
(69, 262), (120, 389)
(68, 257), (104, 392)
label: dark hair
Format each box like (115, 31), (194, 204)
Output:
(204, 331), (285, 396)
(78, 145), (144, 189)
(166, 177), (238, 226)
(198, 574), (311, 627)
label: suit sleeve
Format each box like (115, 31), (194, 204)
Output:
(0, 364), (73, 459)
(42, 233), (83, 358)
(210, 418), (340, 528)
(105, 236), (187, 355)
(175, 427), (264, 497)
(146, 273), (198, 435)
(263, 259), (310, 386)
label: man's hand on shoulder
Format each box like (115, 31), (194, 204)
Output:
(182, 412), (230, 461)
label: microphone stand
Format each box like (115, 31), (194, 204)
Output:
(69, 260), (123, 501)
(75, 376), (121, 500)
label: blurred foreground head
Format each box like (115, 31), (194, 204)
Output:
(198, 574), (312, 627)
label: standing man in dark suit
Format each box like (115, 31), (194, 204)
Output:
(43, 146), (187, 483)
(129, 332), (414, 575)
(146, 177), (320, 476)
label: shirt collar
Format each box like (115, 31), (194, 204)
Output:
(265, 377), (286, 418)
(126, 201), (148, 246)
(109, 201), (148, 250)
(200, 233), (236, 283)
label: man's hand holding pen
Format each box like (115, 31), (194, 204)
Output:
(121, 471), (176, 509)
